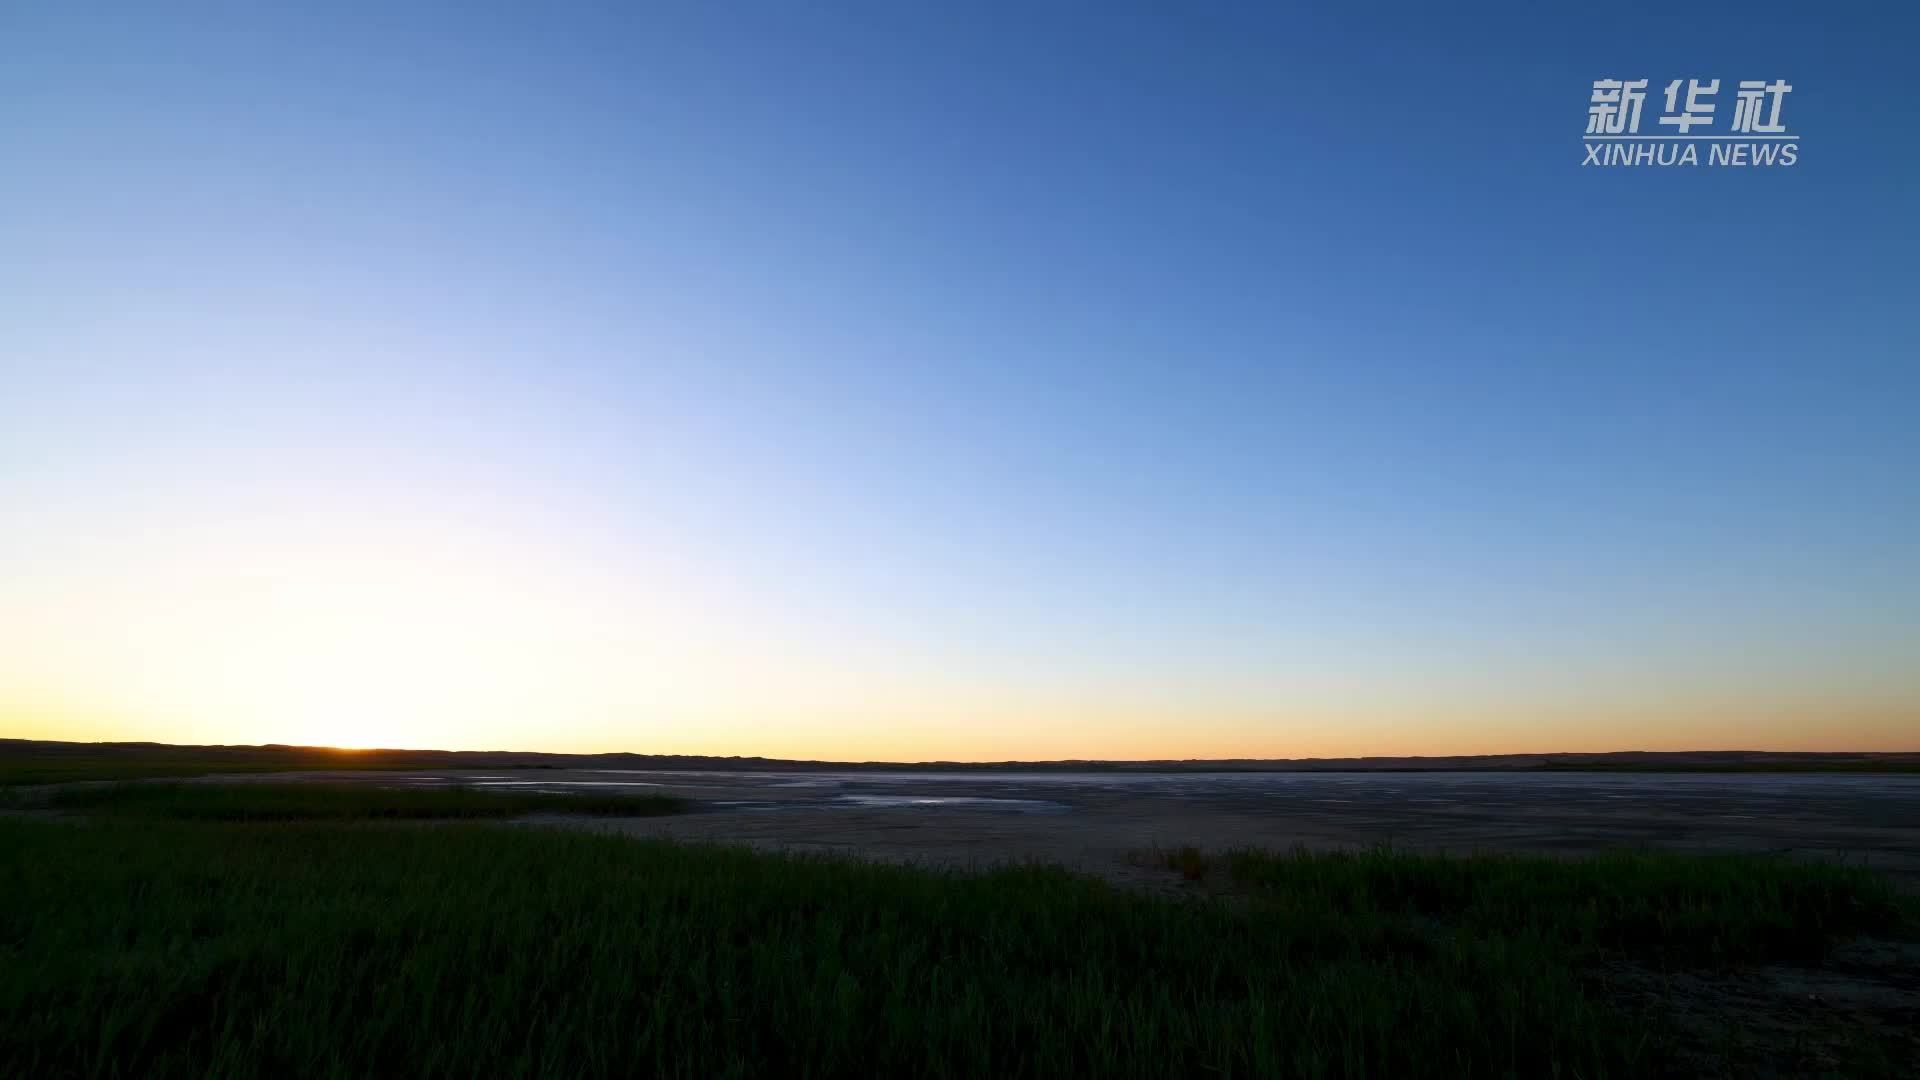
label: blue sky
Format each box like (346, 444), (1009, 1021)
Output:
(2, 3), (1915, 756)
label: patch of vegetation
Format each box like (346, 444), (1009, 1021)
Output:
(1213, 846), (1904, 966)
(1, 820), (1909, 1078)
(0, 741), (572, 787)
(45, 782), (687, 821)
(1169, 844), (1212, 882)
(0, 754), (419, 787)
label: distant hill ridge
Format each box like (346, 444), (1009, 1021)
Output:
(4, 737), (1916, 773)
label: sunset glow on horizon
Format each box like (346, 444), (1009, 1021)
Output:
(4, 6), (1915, 761)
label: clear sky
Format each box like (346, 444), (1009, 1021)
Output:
(3, 2), (1915, 759)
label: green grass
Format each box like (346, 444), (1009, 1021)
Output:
(1, 818), (1908, 1079)
(43, 782), (687, 821)
(1168, 846), (1903, 965)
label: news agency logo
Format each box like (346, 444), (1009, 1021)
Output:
(1584, 79), (1798, 167)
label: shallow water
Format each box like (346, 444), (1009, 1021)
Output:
(831, 794), (1069, 813)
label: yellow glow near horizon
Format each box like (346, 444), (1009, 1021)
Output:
(3, 497), (1917, 761)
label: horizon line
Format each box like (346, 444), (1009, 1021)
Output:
(9, 735), (1916, 766)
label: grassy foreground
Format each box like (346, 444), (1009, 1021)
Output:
(43, 782), (687, 821)
(1162, 845), (1902, 966)
(1, 812), (1909, 1079)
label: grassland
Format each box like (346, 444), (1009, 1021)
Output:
(1156, 845), (1902, 966)
(42, 781), (687, 821)
(0, 749), (501, 787)
(2, 755), (350, 786)
(2, 788), (1912, 1079)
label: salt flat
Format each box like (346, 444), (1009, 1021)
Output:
(286, 768), (1920, 886)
